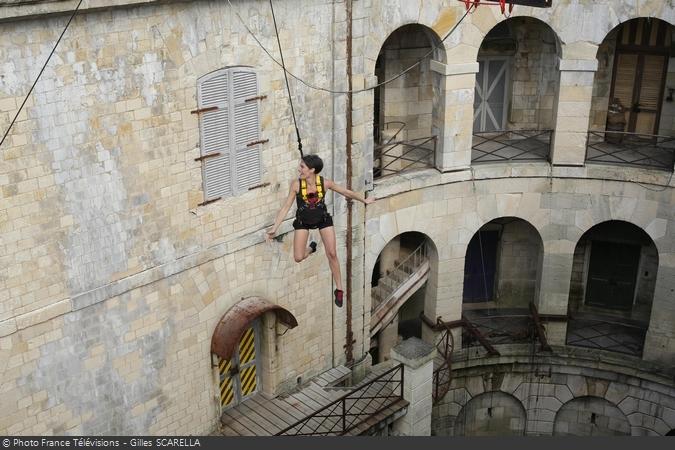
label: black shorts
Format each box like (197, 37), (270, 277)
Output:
(293, 214), (334, 230)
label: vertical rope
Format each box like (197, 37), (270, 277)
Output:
(0, 0), (84, 150)
(268, 0), (303, 157)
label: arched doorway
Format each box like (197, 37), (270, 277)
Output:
(472, 17), (560, 163)
(373, 24), (445, 178)
(587, 18), (675, 170)
(462, 218), (544, 347)
(369, 232), (435, 363)
(211, 297), (298, 410)
(566, 221), (658, 356)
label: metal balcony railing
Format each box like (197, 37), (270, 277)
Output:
(472, 129), (553, 163)
(566, 313), (648, 357)
(585, 130), (675, 171)
(460, 311), (534, 348)
(374, 136), (437, 178)
(426, 303), (553, 404)
(275, 364), (404, 436)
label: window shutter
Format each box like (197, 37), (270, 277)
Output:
(231, 69), (262, 194)
(612, 53), (638, 111)
(198, 71), (232, 199)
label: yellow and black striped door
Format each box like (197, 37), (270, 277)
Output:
(218, 320), (260, 409)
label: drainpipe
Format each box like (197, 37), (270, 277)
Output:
(345, 0), (354, 365)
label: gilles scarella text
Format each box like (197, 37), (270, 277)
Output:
(10, 438), (201, 447)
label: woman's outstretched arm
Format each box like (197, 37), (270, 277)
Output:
(324, 179), (375, 205)
(266, 181), (298, 241)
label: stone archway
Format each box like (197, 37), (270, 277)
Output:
(369, 232), (437, 363)
(566, 220), (658, 357)
(454, 391), (527, 436)
(554, 396), (630, 436)
(373, 24), (446, 178)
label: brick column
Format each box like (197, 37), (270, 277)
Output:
(431, 61), (478, 172)
(550, 58), (598, 166)
(391, 337), (436, 436)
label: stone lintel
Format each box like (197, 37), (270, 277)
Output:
(430, 60), (480, 76)
(557, 58), (599, 72)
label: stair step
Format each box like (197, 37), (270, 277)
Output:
(314, 365), (351, 388)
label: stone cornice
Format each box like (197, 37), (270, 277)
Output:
(0, 0), (182, 22)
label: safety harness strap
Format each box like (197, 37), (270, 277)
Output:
(300, 176), (324, 202)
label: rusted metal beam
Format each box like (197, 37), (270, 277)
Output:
(419, 312), (463, 331)
(461, 315), (500, 356)
(529, 302), (552, 352)
(190, 106), (218, 115)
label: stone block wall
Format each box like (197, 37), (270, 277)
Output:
(0, 0), (347, 435)
(494, 219), (543, 308)
(453, 391), (526, 436)
(380, 25), (435, 141)
(507, 18), (559, 130)
(432, 348), (675, 436)
(553, 396), (631, 436)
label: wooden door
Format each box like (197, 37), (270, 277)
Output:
(608, 18), (671, 135)
(474, 58), (510, 132)
(218, 320), (260, 410)
(585, 241), (640, 311)
(611, 52), (667, 134)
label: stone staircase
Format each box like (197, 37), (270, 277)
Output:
(370, 243), (430, 337)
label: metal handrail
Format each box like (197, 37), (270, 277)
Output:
(275, 364), (405, 436)
(432, 319), (455, 404)
(585, 130), (675, 171)
(374, 121), (406, 146)
(374, 135), (436, 178)
(472, 129), (552, 163)
(566, 312), (648, 357)
(372, 242), (428, 312)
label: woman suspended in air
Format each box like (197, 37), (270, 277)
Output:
(266, 154), (375, 307)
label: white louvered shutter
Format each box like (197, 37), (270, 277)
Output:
(231, 69), (262, 194)
(198, 70), (232, 199)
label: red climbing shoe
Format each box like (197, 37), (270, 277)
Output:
(334, 289), (344, 308)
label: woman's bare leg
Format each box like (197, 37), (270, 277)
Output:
(293, 229), (312, 263)
(319, 226), (342, 291)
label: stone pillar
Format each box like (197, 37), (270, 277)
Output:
(391, 338), (436, 436)
(378, 315), (399, 363)
(431, 61), (478, 172)
(550, 58), (598, 166)
(536, 250), (575, 345)
(643, 264), (675, 365)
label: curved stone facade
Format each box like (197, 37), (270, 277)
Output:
(432, 347), (675, 436)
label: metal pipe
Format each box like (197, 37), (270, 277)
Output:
(345, 0), (354, 365)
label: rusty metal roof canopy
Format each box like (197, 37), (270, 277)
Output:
(211, 296), (298, 361)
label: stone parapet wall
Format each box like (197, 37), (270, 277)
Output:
(432, 346), (675, 436)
